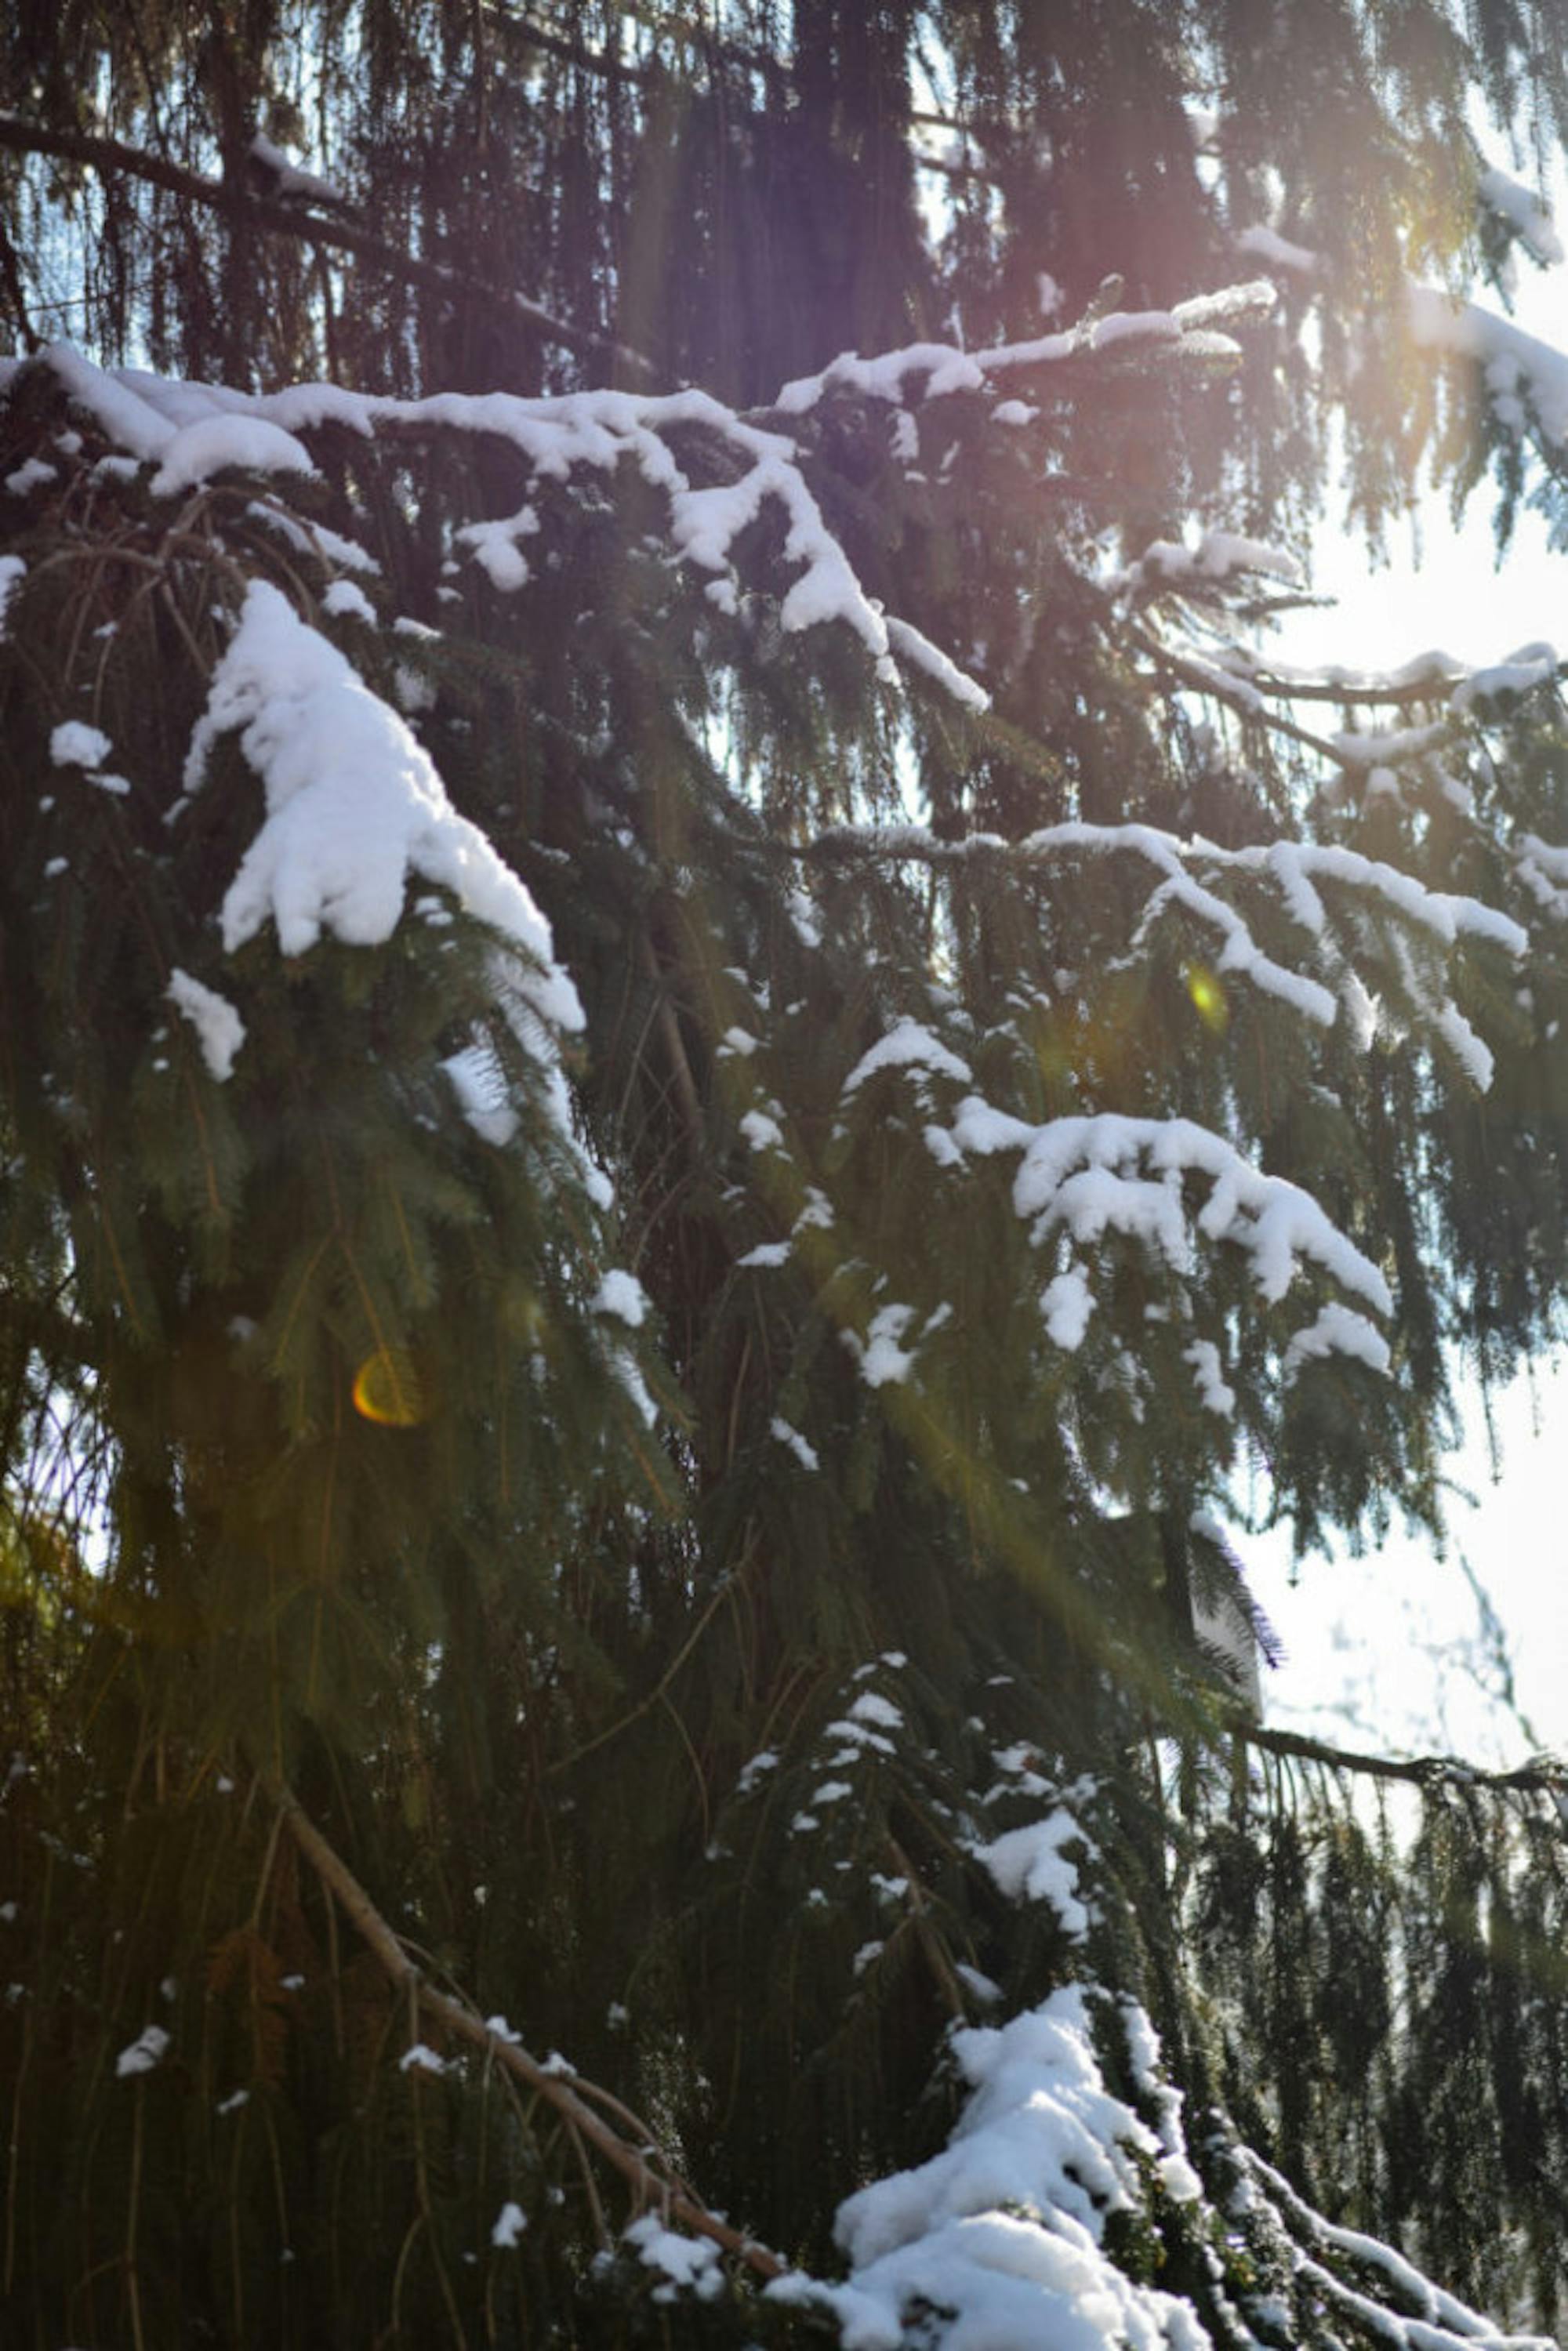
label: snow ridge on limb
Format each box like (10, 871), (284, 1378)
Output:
(945, 1100), (1392, 1377)
(15, 284), (1272, 727)
(770, 280), (1275, 414)
(186, 579), (579, 1022)
(782, 817), (1522, 1080)
(15, 346), (987, 710)
(756, 1773), (1545, 2351)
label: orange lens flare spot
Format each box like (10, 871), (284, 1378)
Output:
(352, 1347), (426, 1428)
(1184, 963), (1229, 1032)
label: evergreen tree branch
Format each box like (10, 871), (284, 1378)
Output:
(1238, 1718), (1568, 1793)
(0, 113), (666, 386)
(480, 4), (788, 96)
(476, 7), (652, 87)
(269, 1777), (789, 2281)
(1131, 623), (1386, 770)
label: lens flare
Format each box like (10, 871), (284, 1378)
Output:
(352, 1346), (426, 1427)
(1184, 963), (1229, 1032)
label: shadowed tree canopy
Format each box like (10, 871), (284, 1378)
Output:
(5, 5), (1568, 2347)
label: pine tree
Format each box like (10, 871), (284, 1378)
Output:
(4, 5), (1568, 2346)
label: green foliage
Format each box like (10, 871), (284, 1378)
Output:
(5, 5), (1568, 2347)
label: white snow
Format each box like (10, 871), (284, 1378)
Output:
(1407, 281), (1568, 445)
(740, 1108), (786, 1152)
(951, 1103), (1392, 1326)
(441, 1043), (519, 1147)
(0, 553), (23, 633)
(1235, 223), (1318, 275)
(884, 615), (992, 709)
(115, 2023), (171, 2078)
(973, 1809), (1093, 1939)
(1123, 528), (1300, 593)
(736, 1747), (780, 1794)
(847, 1691), (902, 1731)
(847, 1303), (918, 1388)
(398, 2042), (447, 2075)
(1450, 641), (1555, 707)
(151, 414), (316, 499)
(456, 502), (539, 591)
(1041, 1268), (1095, 1349)
(167, 968), (247, 1082)
(625, 2215), (724, 2300)
(771, 1417), (820, 1470)
(1477, 166), (1564, 268)
(249, 132), (347, 209)
(191, 584), (582, 1045)
(491, 2201), (528, 2248)
(5, 455), (55, 495)
(1282, 1303), (1392, 1380)
(1182, 1339), (1235, 1418)
(50, 720), (112, 770)
(842, 1018), (975, 1096)
(771, 296), (1251, 419)
(321, 577), (377, 624)
(769, 1984), (1199, 2351)
(592, 1269), (650, 1327)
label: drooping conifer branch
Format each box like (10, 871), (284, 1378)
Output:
(1240, 1720), (1568, 1794)
(0, 113), (665, 386)
(272, 1779), (789, 2283)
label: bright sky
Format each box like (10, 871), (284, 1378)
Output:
(1247, 217), (1568, 1769)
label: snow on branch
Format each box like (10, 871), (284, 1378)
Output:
(760, 1775), (1537, 2351)
(12, 346), (989, 713)
(1234, 206), (1568, 454)
(946, 1099), (1392, 1378)
(768, 1982), (1206, 2351)
(184, 579), (579, 1017)
(769, 281), (1274, 415)
(1406, 282), (1568, 442)
(1237, 2150), (1555, 2351)
(779, 817), (1523, 1076)
(1477, 165), (1565, 270)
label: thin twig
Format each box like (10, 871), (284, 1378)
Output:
(549, 1565), (742, 1774)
